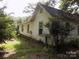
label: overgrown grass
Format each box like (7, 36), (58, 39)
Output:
(0, 36), (49, 59)
(0, 38), (21, 51)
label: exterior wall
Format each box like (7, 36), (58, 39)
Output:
(21, 22), (33, 37)
(18, 6), (53, 44)
(29, 7), (53, 44)
(18, 5), (79, 45)
(19, 24), (23, 34)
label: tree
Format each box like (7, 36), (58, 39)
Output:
(23, 3), (36, 14)
(49, 20), (74, 51)
(45, 0), (56, 7)
(0, 6), (15, 43)
(60, 0), (79, 14)
(23, 0), (56, 14)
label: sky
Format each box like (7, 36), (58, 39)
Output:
(0, 0), (60, 17)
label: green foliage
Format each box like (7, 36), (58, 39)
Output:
(49, 20), (74, 52)
(0, 35), (50, 59)
(60, 0), (79, 13)
(59, 38), (79, 52)
(67, 38), (79, 48)
(0, 7), (16, 43)
(45, 0), (56, 7)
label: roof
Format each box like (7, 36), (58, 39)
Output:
(41, 4), (79, 24)
(28, 3), (79, 24)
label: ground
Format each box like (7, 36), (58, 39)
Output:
(0, 35), (52, 59)
(0, 35), (78, 59)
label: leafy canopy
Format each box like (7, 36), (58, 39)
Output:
(60, 0), (79, 14)
(0, 6), (15, 43)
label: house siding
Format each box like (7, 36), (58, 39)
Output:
(18, 4), (79, 45)
(29, 7), (53, 44)
(18, 6), (53, 44)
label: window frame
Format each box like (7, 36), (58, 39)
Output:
(39, 21), (43, 35)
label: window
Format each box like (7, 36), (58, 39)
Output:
(27, 24), (29, 33)
(39, 7), (43, 13)
(39, 22), (43, 35)
(78, 25), (79, 35)
(22, 24), (24, 32)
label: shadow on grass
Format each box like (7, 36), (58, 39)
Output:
(16, 35), (47, 50)
(6, 34), (79, 59)
(6, 34), (49, 59)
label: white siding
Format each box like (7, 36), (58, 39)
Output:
(18, 5), (79, 45)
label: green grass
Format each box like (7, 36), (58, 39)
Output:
(0, 38), (21, 51)
(0, 36), (49, 59)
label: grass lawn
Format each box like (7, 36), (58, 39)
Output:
(0, 35), (51, 59)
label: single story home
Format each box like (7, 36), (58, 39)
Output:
(18, 3), (79, 45)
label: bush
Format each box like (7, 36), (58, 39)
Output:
(0, 11), (16, 43)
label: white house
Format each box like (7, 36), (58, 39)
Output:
(18, 3), (79, 45)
